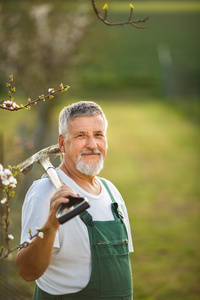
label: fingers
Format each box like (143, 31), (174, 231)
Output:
(48, 185), (77, 228)
(53, 185), (77, 199)
(51, 185), (77, 210)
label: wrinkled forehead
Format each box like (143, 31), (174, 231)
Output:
(68, 114), (107, 133)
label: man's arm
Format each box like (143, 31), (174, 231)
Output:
(16, 185), (77, 281)
(16, 222), (57, 281)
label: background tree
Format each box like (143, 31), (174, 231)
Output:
(0, 1), (91, 152)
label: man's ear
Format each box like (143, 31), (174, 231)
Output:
(58, 134), (65, 153)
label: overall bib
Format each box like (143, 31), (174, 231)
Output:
(33, 179), (133, 300)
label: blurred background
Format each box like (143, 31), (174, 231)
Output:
(0, 0), (199, 299)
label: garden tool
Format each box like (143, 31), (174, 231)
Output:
(18, 144), (90, 224)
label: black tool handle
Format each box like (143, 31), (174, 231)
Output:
(56, 196), (90, 224)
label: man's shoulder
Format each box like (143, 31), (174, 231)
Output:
(26, 175), (54, 198)
(98, 177), (121, 197)
(98, 177), (116, 188)
(32, 175), (52, 187)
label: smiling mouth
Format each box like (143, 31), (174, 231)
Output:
(82, 153), (100, 156)
(81, 154), (100, 160)
(80, 151), (102, 161)
(81, 150), (101, 156)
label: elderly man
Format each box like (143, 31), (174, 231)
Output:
(16, 101), (133, 300)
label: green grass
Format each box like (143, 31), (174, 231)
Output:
(109, 1), (200, 13)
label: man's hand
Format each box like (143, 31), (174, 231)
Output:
(46, 185), (78, 229)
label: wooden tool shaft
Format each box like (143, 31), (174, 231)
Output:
(39, 156), (63, 190)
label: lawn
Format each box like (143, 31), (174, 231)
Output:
(109, 1), (200, 13)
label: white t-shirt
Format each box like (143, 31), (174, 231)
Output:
(20, 168), (133, 295)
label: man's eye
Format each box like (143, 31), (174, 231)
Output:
(95, 133), (104, 137)
(77, 134), (85, 138)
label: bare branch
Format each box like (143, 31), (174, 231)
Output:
(128, 4), (134, 22)
(91, 0), (149, 29)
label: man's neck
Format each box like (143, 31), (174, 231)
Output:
(59, 162), (101, 196)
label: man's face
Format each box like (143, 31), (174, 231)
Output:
(59, 114), (108, 176)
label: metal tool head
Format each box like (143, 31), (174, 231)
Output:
(19, 143), (61, 175)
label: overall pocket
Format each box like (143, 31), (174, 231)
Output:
(95, 240), (133, 297)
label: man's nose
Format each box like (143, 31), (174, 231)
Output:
(86, 136), (97, 149)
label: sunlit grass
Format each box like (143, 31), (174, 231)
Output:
(107, 1), (200, 13)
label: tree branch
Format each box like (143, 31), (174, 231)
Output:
(91, 0), (149, 29)
(0, 76), (70, 112)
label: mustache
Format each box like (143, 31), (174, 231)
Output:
(80, 150), (102, 155)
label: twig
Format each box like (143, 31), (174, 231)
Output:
(0, 229), (48, 260)
(91, 0), (149, 29)
(0, 165), (48, 260)
(0, 77), (70, 112)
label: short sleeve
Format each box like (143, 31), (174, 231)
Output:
(20, 179), (60, 249)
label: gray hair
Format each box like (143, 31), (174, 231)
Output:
(59, 101), (108, 136)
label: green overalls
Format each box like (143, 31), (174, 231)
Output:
(33, 179), (133, 300)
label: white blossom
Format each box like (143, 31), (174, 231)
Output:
(0, 166), (17, 187)
(9, 176), (15, 183)
(0, 172), (7, 181)
(1, 198), (7, 204)
(9, 176), (17, 188)
(8, 234), (14, 240)
(12, 102), (20, 109)
(26, 238), (33, 244)
(4, 169), (12, 176)
(38, 232), (44, 239)
(2, 100), (19, 109)
(10, 183), (16, 188)
(3, 100), (12, 107)
(2, 179), (10, 186)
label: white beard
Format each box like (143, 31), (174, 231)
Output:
(75, 150), (104, 176)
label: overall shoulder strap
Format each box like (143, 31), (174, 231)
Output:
(80, 178), (124, 224)
(98, 177), (115, 203)
(98, 177), (124, 222)
(80, 210), (94, 226)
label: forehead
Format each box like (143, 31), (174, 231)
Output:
(69, 115), (106, 132)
